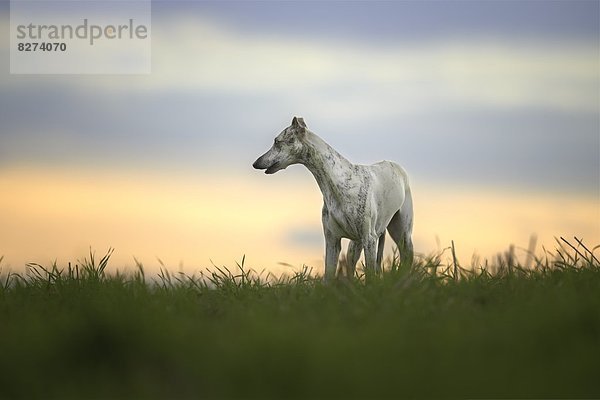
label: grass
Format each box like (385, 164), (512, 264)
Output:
(0, 238), (599, 399)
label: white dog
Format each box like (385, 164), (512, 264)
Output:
(253, 117), (413, 279)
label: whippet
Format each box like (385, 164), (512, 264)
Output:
(253, 117), (414, 279)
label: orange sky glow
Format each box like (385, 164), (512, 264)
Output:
(1, 167), (597, 277)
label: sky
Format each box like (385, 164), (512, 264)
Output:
(0, 0), (599, 275)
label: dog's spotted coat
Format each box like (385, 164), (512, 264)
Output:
(253, 117), (413, 280)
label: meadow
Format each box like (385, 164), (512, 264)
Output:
(0, 237), (599, 399)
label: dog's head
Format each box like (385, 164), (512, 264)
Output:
(252, 116), (308, 174)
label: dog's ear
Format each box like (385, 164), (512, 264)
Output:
(291, 116), (307, 129)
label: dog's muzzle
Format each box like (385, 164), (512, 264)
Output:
(264, 162), (281, 174)
(252, 159), (263, 170)
(253, 156), (281, 174)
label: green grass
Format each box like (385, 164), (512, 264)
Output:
(1, 238), (599, 399)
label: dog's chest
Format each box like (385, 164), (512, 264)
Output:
(321, 176), (370, 240)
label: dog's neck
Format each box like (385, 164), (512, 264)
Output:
(301, 131), (354, 205)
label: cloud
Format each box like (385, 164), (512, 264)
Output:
(143, 17), (598, 116)
(153, 1), (599, 45)
(2, 14), (598, 116)
(0, 12), (597, 194)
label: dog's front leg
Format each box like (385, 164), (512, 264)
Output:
(345, 240), (362, 278)
(324, 232), (341, 281)
(363, 234), (379, 275)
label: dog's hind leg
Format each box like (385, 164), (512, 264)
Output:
(387, 192), (414, 267)
(345, 240), (362, 278)
(376, 233), (386, 271)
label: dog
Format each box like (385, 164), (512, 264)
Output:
(253, 117), (413, 279)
